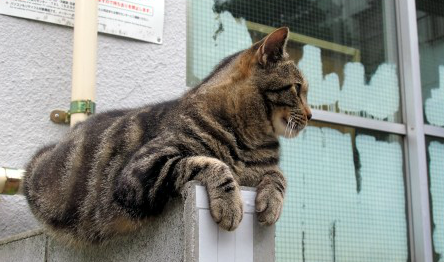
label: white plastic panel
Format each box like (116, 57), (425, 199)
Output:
(217, 229), (236, 262)
(197, 186), (255, 262)
(234, 213), (253, 261)
(199, 209), (218, 261)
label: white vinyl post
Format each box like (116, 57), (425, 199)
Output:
(70, 0), (98, 126)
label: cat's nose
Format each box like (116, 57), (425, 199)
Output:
(305, 107), (312, 121)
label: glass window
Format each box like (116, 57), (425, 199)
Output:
(426, 137), (444, 262)
(416, 1), (444, 127)
(277, 123), (408, 262)
(187, 0), (402, 122)
(187, 0), (409, 260)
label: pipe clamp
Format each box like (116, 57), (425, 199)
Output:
(70, 100), (96, 115)
(50, 100), (96, 124)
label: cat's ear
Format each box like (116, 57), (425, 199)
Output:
(254, 27), (289, 66)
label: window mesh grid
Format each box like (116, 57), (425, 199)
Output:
(188, 0), (402, 122)
(277, 124), (408, 262)
(416, 1), (444, 127)
(187, 0), (409, 260)
(426, 137), (444, 262)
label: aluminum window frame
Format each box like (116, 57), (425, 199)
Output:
(424, 124), (444, 138)
(311, 109), (406, 135)
(186, 0), (444, 260)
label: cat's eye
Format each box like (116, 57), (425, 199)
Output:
(296, 83), (302, 94)
(273, 84), (293, 92)
(268, 84), (294, 93)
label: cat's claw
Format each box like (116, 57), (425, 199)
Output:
(255, 187), (284, 226)
(209, 188), (243, 231)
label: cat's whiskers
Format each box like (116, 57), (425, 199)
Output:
(290, 113), (305, 128)
(290, 120), (297, 137)
(288, 116), (295, 137)
(287, 111), (308, 137)
(284, 118), (290, 138)
(289, 122), (294, 137)
(284, 117), (292, 138)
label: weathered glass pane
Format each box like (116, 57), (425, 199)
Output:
(277, 123), (408, 262)
(417, 1), (444, 127)
(426, 137), (444, 262)
(187, 0), (409, 260)
(187, 0), (402, 122)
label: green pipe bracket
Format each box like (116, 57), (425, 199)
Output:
(50, 100), (96, 124)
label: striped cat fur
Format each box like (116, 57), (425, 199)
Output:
(24, 27), (311, 245)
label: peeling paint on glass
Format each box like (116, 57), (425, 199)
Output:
(424, 66), (444, 127)
(417, 0), (444, 128)
(298, 45), (400, 122)
(188, 0), (252, 86)
(187, 0), (402, 123)
(187, 0), (410, 260)
(277, 125), (408, 262)
(427, 138), (444, 262)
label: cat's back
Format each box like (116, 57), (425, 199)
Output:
(23, 100), (181, 242)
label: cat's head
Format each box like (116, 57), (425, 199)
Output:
(249, 27), (311, 138)
(194, 27), (311, 139)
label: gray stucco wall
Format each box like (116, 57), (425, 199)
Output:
(0, 0), (186, 169)
(0, 195), (39, 239)
(0, 0), (186, 239)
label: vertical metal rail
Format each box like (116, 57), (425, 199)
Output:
(396, 0), (433, 261)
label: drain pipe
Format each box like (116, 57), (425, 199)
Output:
(1, 0), (99, 195)
(69, 0), (98, 126)
(50, 0), (98, 125)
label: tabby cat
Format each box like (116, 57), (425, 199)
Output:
(24, 27), (311, 244)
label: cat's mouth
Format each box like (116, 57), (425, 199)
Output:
(281, 117), (289, 126)
(280, 115), (307, 138)
(272, 109), (304, 138)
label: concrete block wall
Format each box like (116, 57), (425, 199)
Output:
(0, 184), (275, 262)
(0, 199), (185, 262)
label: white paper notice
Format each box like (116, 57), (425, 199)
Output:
(0, 0), (165, 44)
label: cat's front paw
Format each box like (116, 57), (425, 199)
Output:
(209, 186), (243, 231)
(255, 185), (284, 226)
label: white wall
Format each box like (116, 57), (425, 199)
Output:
(0, 0), (186, 169)
(0, 0), (186, 240)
